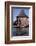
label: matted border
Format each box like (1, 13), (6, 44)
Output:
(10, 5), (32, 40)
(5, 1), (35, 44)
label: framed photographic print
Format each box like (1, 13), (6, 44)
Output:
(5, 1), (35, 44)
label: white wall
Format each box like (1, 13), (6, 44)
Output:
(0, 0), (36, 46)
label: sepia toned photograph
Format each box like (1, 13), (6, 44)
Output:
(11, 7), (30, 36)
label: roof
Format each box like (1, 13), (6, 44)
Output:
(17, 9), (29, 18)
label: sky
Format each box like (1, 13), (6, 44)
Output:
(11, 7), (30, 22)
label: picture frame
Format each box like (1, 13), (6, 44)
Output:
(5, 1), (35, 44)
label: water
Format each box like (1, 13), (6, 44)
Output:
(11, 27), (29, 36)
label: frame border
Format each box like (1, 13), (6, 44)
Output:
(5, 1), (35, 44)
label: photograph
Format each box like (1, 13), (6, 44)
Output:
(11, 7), (30, 36)
(5, 2), (35, 44)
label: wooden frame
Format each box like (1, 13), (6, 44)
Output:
(5, 1), (35, 44)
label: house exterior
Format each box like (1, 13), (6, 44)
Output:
(14, 9), (29, 28)
(13, 9), (29, 36)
